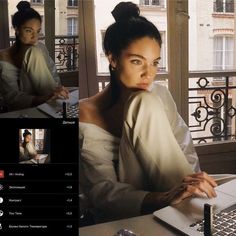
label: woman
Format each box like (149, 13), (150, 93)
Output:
(19, 129), (37, 162)
(79, 2), (217, 223)
(0, 1), (68, 111)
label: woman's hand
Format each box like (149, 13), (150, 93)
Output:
(141, 172), (217, 214)
(169, 171), (217, 205)
(50, 86), (69, 100)
(32, 86), (69, 107)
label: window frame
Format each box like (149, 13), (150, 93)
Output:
(214, 0), (234, 13)
(68, 0), (78, 8)
(67, 17), (78, 36)
(213, 35), (234, 70)
(31, 0), (44, 5)
(140, 0), (163, 7)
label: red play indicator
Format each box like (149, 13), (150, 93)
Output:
(0, 171), (4, 179)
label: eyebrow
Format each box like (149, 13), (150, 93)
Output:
(24, 27), (41, 31)
(127, 53), (161, 61)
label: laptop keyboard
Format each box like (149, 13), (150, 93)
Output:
(189, 204), (236, 235)
(57, 104), (78, 118)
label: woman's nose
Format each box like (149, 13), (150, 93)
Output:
(142, 64), (155, 79)
(32, 32), (38, 39)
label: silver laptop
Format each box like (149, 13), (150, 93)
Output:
(153, 178), (236, 236)
(37, 89), (78, 118)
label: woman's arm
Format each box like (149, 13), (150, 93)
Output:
(31, 86), (69, 107)
(80, 129), (149, 222)
(0, 69), (34, 110)
(141, 172), (217, 214)
(37, 42), (61, 84)
(153, 84), (200, 172)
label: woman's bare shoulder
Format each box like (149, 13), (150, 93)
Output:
(79, 97), (98, 123)
(0, 48), (10, 61)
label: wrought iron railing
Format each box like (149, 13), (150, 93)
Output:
(54, 35), (78, 72)
(213, 0), (234, 13)
(97, 71), (236, 144)
(9, 35), (78, 72)
(189, 71), (236, 144)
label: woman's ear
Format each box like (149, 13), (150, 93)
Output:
(15, 28), (19, 36)
(107, 54), (117, 69)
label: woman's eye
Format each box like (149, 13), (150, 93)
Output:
(131, 60), (142, 65)
(153, 61), (160, 67)
(25, 29), (32, 33)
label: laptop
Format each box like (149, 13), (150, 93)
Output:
(37, 89), (78, 118)
(153, 178), (236, 236)
(30, 154), (49, 164)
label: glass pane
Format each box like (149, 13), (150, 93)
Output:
(188, 2), (236, 144)
(94, 0), (168, 83)
(55, 1), (79, 72)
(35, 129), (44, 139)
(225, 0), (234, 13)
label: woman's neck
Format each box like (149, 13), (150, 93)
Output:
(8, 43), (28, 68)
(103, 83), (132, 109)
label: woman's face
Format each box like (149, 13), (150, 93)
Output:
(16, 18), (41, 46)
(24, 134), (32, 143)
(110, 36), (161, 91)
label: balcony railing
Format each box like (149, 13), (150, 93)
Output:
(10, 35), (79, 73)
(213, 0), (234, 13)
(189, 71), (236, 144)
(97, 71), (236, 144)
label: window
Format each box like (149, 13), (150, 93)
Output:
(225, 0), (234, 12)
(67, 17), (78, 35)
(68, 0), (78, 7)
(35, 129), (45, 152)
(140, 0), (162, 6)
(214, 0), (234, 13)
(213, 36), (234, 70)
(31, 0), (44, 4)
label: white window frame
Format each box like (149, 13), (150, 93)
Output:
(140, 0), (162, 6)
(214, 0), (234, 13)
(31, 0), (44, 4)
(213, 35), (234, 70)
(67, 17), (78, 36)
(68, 0), (78, 7)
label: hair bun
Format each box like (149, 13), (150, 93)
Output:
(23, 129), (31, 137)
(111, 2), (140, 22)
(17, 1), (31, 12)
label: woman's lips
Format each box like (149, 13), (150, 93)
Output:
(136, 83), (149, 90)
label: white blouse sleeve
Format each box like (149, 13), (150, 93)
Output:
(0, 63), (34, 110)
(153, 84), (201, 173)
(79, 126), (149, 222)
(37, 43), (61, 85)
